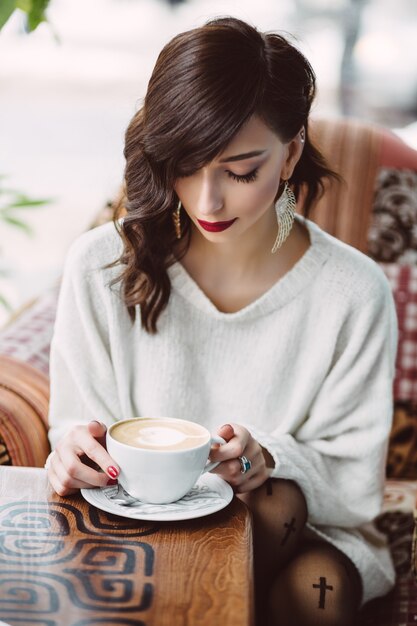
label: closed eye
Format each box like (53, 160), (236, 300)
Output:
(227, 168), (259, 183)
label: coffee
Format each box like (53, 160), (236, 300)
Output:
(107, 416), (226, 504)
(110, 418), (209, 451)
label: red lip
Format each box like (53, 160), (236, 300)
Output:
(197, 218), (237, 232)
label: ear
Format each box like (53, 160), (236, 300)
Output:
(280, 128), (305, 181)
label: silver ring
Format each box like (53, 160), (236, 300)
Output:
(238, 455), (252, 474)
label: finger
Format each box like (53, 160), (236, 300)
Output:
(211, 457), (241, 475)
(48, 468), (78, 496)
(87, 420), (108, 445)
(210, 424), (235, 457)
(58, 446), (117, 488)
(235, 471), (270, 494)
(212, 451), (265, 487)
(217, 423), (235, 442)
(48, 460), (96, 497)
(235, 439), (268, 473)
(211, 457), (255, 485)
(241, 438), (262, 457)
(52, 448), (110, 488)
(210, 431), (246, 463)
(232, 431), (263, 455)
(70, 426), (120, 479)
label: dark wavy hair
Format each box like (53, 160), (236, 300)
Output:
(109, 16), (339, 332)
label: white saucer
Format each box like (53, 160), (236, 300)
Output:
(81, 473), (233, 521)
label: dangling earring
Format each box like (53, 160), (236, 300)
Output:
(173, 200), (182, 239)
(271, 181), (296, 253)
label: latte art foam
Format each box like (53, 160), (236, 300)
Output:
(135, 426), (187, 447)
(110, 418), (209, 451)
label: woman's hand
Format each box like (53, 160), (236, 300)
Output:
(47, 420), (120, 496)
(209, 423), (273, 493)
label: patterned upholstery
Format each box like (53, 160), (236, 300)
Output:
(387, 402), (417, 479)
(382, 265), (417, 404)
(368, 169), (417, 264)
(379, 264), (417, 479)
(359, 480), (417, 625)
(0, 283), (59, 376)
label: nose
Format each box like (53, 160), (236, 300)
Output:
(196, 171), (224, 217)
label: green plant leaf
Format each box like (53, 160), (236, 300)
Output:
(0, 0), (16, 31)
(5, 197), (52, 208)
(23, 0), (50, 32)
(0, 214), (34, 234)
(16, 0), (31, 12)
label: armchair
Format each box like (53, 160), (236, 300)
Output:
(0, 116), (416, 625)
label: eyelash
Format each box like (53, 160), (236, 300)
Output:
(227, 168), (259, 183)
(178, 167), (259, 183)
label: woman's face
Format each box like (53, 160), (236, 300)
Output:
(174, 115), (303, 246)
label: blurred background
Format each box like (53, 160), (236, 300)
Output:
(1, 0), (416, 327)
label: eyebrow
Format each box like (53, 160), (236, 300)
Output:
(219, 149), (266, 163)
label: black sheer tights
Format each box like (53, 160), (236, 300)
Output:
(238, 479), (362, 626)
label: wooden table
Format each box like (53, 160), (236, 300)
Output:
(0, 466), (254, 626)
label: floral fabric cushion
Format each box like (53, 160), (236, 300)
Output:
(368, 168), (417, 264)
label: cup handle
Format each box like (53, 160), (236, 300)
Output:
(202, 435), (227, 474)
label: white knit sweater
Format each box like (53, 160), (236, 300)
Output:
(48, 215), (398, 605)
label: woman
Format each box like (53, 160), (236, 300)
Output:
(46, 17), (397, 626)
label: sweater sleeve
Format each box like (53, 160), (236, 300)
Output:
(48, 234), (122, 449)
(247, 275), (398, 528)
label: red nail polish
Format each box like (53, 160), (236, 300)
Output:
(107, 478), (118, 486)
(107, 466), (119, 478)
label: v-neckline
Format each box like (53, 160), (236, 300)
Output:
(168, 215), (331, 320)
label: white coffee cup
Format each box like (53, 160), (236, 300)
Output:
(106, 417), (226, 504)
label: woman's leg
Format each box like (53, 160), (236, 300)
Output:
(237, 478), (308, 624)
(267, 540), (362, 626)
